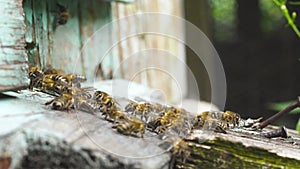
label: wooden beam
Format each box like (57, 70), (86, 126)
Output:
(0, 0), (28, 92)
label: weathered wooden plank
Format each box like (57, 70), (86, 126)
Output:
(178, 129), (300, 168)
(50, 0), (82, 75)
(1, 80), (300, 168)
(78, 0), (112, 81)
(0, 0), (28, 92)
(0, 80), (171, 169)
(111, 0), (187, 103)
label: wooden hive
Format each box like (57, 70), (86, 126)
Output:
(1, 1), (300, 169)
(19, 0), (186, 103)
(0, 0), (28, 92)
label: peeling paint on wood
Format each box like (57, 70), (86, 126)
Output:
(0, 0), (29, 92)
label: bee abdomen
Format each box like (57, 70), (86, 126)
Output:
(116, 123), (131, 133)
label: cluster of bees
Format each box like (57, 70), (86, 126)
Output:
(28, 65), (241, 164)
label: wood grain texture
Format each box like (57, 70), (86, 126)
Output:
(23, 0), (113, 78)
(179, 129), (300, 168)
(0, 0), (29, 92)
(111, 0), (186, 104)
(23, 0), (186, 103)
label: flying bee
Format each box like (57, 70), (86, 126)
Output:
(45, 93), (74, 111)
(28, 66), (44, 90)
(112, 118), (146, 138)
(53, 3), (69, 31)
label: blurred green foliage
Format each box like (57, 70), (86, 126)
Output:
(209, 0), (237, 41)
(297, 119), (300, 131)
(260, 0), (283, 33)
(268, 101), (300, 131)
(268, 101), (300, 114)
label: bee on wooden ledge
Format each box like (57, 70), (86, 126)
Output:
(28, 65), (87, 96)
(193, 110), (241, 133)
(112, 118), (146, 138)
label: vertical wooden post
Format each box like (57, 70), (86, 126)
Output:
(0, 0), (28, 92)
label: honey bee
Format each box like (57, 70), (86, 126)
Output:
(53, 3), (69, 31)
(70, 87), (98, 114)
(28, 66), (44, 90)
(222, 110), (240, 127)
(45, 93), (74, 111)
(49, 73), (86, 88)
(125, 101), (153, 122)
(107, 109), (127, 124)
(39, 74), (69, 95)
(112, 118), (146, 138)
(93, 90), (119, 119)
(149, 109), (175, 130)
(43, 65), (62, 75)
(148, 115), (174, 134)
(193, 110), (240, 133)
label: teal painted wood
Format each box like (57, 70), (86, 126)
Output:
(51, 0), (82, 75)
(23, 0), (113, 81)
(79, 0), (113, 81)
(0, 0), (29, 91)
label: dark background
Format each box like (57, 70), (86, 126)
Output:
(184, 0), (300, 128)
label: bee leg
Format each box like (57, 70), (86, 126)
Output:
(29, 81), (34, 91)
(45, 99), (54, 105)
(102, 112), (107, 119)
(214, 125), (227, 134)
(169, 154), (176, 169)
(141, 130), (145, 138)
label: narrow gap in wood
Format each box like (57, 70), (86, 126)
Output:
(29, 0), (39, 67)
(46, 1), (52, 66)
(77, 0), (85, 77)
(115, 3), (125, 78)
